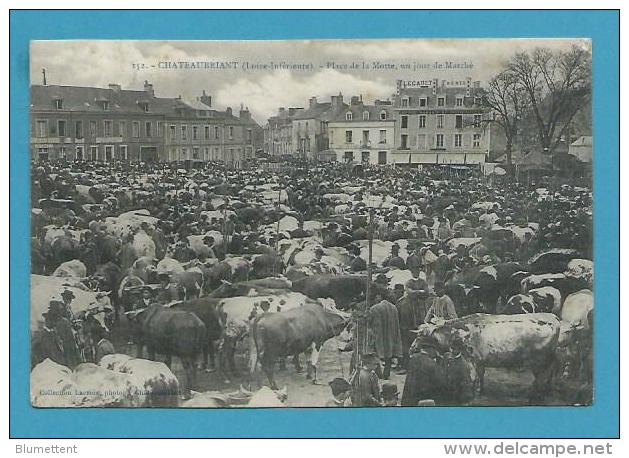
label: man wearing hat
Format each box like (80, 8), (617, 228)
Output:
(326, 377), (352, 407)
(156, 271), (185, 305)
(382, 243), (406, 270)
(45, 295), (82, 369)
(347, 245), (367, 272)
(381, 381), (400, 407)
(59, 288), (75, 320)
(351, 353), (382, 407)
(424, 281), (458, 324)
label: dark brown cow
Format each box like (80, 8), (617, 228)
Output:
(249, 303), (348, 389)
(130, 304), (206, 397)
(291, 274), (367, 309)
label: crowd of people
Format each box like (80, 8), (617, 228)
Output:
(30, 158), (593, 406)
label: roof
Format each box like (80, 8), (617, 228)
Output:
(30, 84), (262, 127)
(395, 86), (485, 110)
(30, 84), (184, 115)
(327, 102), (395, 123)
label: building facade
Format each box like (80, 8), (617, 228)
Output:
(327, 98), (396, 165)
(291, 94), (348, 160)
(30, 82), (262, 165)
(389, 78), (490, 165)
(264, 107), (303, 156)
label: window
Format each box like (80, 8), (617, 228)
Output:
(417, 134), (427, 150)
(59, 147), (66, 160)
(362, 130), (370, 145)
(75, 145), (84, 161)
(37, 147), (49, 160)
(100, 101), (110, 111)
(181, 148), (188, 160)
(473, 133), (481, 148)
(378, 151), (387, 165)
(419, 115), (426, 128)
(193, 147), (200, 159)
(158, 122), (164, 138)
(379, 129), (386, 144)
(456, 97), (464, 107)
(36, 120), (47, 138)
(438, 97), (445, 107)
(400, 134), (408, 149)
(132, 122), (140, 138)
(140, 102), (149, 112)
(455, 115), (463, 129)
(329, 130), (334, 144)
(119, 121), (126, 137)
(362, 151), (370, 163)
(181, 125), (187, 140)
(57, 120), (66, 137)
(54, 99), (63, 110)
(145, 122), (152, 138)
(436, 134), (444, 148)
(345, 130), (353, 143)
(380, 110), (387, 120)
(454, 133), (463, 148)
(247, 129), (252, 143)
(169, 125), (176, 140)
(104, 120), (113, 137)
(436, 115), (444, 129)
(90, 146), (98, 161)
(192, 125), (199, 140)
(75, 121), (83, 139)
(474, 97), (481, 105)
(344, 151), (354, 163)
(363, 111), (370, 121)
(204, 125), (210, 140)
(345, 112), (353, 121)
(473, 114), (482, 128)
(119, 145), (128, 160)
(214, 126), (220, 139)
(419, 97), (427, 107)
(401, 98), (409, 107)
(90, 121), (97, 137)
(228, 126), (234, 139)
(401, 116), (408, 129)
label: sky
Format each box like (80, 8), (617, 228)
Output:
(30, 39), (589, 124)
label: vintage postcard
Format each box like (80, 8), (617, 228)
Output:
(28, 38), (593, 409)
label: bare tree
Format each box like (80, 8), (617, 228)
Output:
(479, 70), (527, 170)
(508, 45), (591, 155)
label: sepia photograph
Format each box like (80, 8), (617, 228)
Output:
(27, 38), (594, 409)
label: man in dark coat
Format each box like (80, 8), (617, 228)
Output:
(351, 353), (382, 407)
(396, 275), (430, 372)
(368, 300), (403, 379)
(382, 243), (406, 270)
(401, 335), (476, 406)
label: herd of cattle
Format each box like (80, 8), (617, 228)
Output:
(29, 160), (593, 407)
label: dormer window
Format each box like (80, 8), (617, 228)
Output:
(100, 100), (110, 111)
(138, 102), (149, 112)
(53, 99), (63, 110)
(346, 112), (353, 121)
(363, 111), (370, 121)
(401, 97), (409, 107)
(456, 96), (464, 107)
(380, 111), (387, 120)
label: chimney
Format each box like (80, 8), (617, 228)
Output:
(239, 106), (251, 121)
(144, 80), (154, 97)
(200, 90), (212, 107)
(226, 107), (232, 116)
(331, 92), (344, 110)
(108, 83), (121, 93)
(309, 97), (318, 109)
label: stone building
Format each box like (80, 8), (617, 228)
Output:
(389, 78), (490, 165)
(30, 82), (261, 165)
(327, 97), (396, 165)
